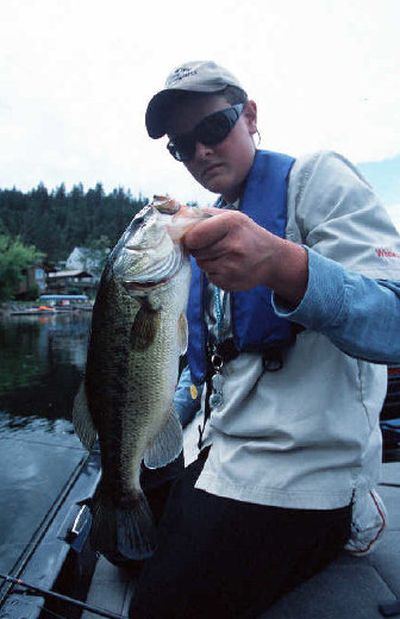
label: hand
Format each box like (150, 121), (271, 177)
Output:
(182, 207), (308, 303)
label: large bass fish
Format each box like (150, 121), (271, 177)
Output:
(72, 197), (205, 563)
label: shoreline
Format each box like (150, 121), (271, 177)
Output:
(0, 301), (36, 316)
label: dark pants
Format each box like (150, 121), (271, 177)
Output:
(129, 449), (351, 619)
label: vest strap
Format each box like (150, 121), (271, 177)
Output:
(187, 150), (297, 385)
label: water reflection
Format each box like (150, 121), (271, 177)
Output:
(0, 312), (93, 578)
(0, 312), (91, 427)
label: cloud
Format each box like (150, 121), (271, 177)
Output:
(0, 0), (399, 203)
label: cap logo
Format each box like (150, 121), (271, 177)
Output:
(169, 66), (198, 85)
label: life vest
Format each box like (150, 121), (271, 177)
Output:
(187, 149), (296, 384)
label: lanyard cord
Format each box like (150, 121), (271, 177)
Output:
(197, 286), (240, 450)
(197, 285), (225, 450)
(213, 285), (227, 341)
(197, 197), (238, 450)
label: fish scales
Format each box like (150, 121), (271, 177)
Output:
(72, 198), (205, 564)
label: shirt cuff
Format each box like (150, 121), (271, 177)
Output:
(272, 247), (347, 330)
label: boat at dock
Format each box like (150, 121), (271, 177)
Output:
(9, 294), (94, 316)
(10, 306), (58, 316)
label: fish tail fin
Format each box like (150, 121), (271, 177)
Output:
(116, 494), (157, 560)
(90, 482), (157, 564)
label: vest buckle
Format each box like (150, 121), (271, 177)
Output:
(210, 353), (224, 371)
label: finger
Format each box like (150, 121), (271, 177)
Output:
(205, 271), (237, 292)
(196, 255), (222, 272)
(167, 210), (211, 241)
(200, 206), (227, 216)
(183, 212), (231, 251)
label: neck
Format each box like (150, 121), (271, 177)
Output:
(223, 185), (243, 204)
(223, 149), (257, 204)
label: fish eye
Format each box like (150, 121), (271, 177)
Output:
(132, 215), (145, 228)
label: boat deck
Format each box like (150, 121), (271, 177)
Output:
(82, 420), (400, 619)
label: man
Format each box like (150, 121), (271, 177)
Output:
(129, 60), (400, 618)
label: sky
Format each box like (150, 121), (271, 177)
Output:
(1, 0), (400, 222)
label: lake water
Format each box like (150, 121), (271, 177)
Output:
(0, 312), (92, 579)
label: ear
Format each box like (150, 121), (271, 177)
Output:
(243, 100), (257, 135)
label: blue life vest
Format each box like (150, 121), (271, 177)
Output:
(187, 149), (296, 384)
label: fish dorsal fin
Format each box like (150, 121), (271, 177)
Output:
(72, 381), (98, 449)
(144, 407), (183, 469)
(131, 302), (161, 351)
(178, 312), (188, 356)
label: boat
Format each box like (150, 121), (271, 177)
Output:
(1, 384), (400, 619)
(9, 295), (94, 316)
(10, 305), (58, 316)
(38, 294), (94, 312)
(84, 458), (400, 619)
(0, 448), (101, 619)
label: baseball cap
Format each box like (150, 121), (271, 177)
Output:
(145, 60), (245, 139)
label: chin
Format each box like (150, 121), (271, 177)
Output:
(211, 183), (240, 203)
(203, 176), (230, 196)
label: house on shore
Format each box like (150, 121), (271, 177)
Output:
(65, 247), (109, 280)
(42, 247), (108, 297)
(46, 269), (94, 296)
(16, 264), (47, 299)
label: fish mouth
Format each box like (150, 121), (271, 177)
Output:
(119, 245), (184, 291)
(124, 278), (170, 291)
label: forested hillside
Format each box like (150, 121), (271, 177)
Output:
(0, 183), (148, 263)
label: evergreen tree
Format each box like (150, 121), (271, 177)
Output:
(0, 183), (149, 266)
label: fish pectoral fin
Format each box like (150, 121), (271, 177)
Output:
(130, 303), (161, 351)
(144, 407), (183, 469)
(178, 312), (188, 356)
(72, 381), (98, 449)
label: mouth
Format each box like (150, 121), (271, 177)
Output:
(202, 163), (223, 180)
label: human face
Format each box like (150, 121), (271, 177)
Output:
(167, 104), (245, 163)
(166, 95), (257, 203)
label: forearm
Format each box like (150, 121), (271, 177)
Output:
(264, 237), (309, 307)
(273, 248), (400, 364)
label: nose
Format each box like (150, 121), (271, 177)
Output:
(193, 141), (214, 160)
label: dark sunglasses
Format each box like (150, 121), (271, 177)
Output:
(167, 103), (245, 162)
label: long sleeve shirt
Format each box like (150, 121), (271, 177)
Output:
(273, 247), (400, 365)
(175, 248), (400, 425)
